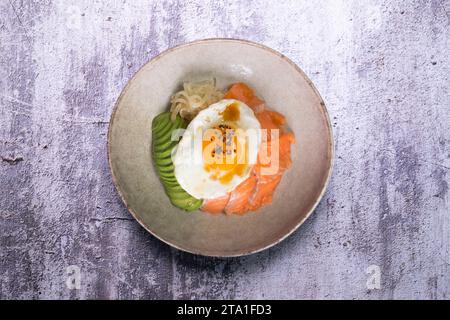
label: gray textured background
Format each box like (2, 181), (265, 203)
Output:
(1, 0), (449, 299)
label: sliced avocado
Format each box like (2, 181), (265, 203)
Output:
(152, 113), (171, 133)
(167, 190), (191, 200)
(157, 168), (175, 178)
(182, 198), (203, 211)
(154, 140), (177, 154)
(153, 146), (174, 160)
(154, 122), (174, 140)
(158, 171), (176, 180)
(154, 116), (182, 139)
(154, 124), (182, 145)
(151, 112), (203, 212)
(167, 185), (187, 195)
(170, 197), (203, 212)
(163, 180), (181, 188)
(155, 157), (173, 168)
(156, 162), (174, 174)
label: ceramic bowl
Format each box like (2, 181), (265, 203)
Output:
(108, 39), (333, 257)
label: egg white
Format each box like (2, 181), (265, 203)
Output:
(173, 99), (261, 200)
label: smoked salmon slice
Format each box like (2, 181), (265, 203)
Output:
(247, 175), (282, 211)
(224, 83), (265, 111)
(224, 175), (257, 215)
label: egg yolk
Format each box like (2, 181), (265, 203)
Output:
(202, 103), (248, 184)
(220, 102), (240, 121)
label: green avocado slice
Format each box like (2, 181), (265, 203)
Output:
(170, 197), (203, 212)
(152, 112), (203, 212)
(154, 156), (173, 167)
(154, 115), (183, 140)
(151, 113), (170, 131)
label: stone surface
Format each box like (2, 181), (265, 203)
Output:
(0, 0), (449, 299)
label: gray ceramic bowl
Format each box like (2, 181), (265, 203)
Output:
(108, 39), (333, 257)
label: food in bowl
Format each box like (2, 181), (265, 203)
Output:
(151, 80), (295, 215)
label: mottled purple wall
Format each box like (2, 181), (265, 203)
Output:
(0, 0), (449, 299)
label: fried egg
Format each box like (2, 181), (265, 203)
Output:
(173, 99), (261, 200)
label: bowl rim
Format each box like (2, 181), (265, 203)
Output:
(107, 38), (335, 257)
